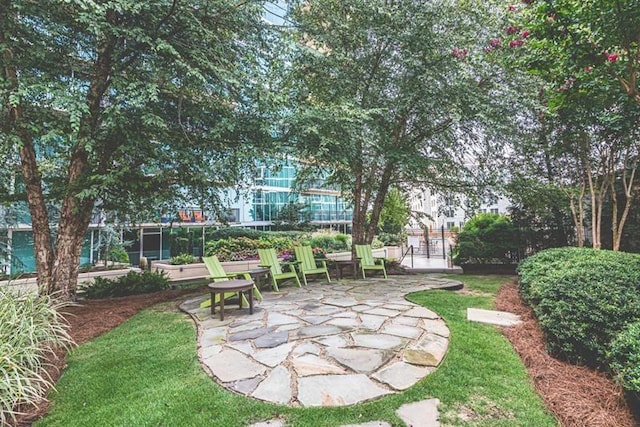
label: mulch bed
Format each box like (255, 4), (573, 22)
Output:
(494, 281), (637, 427)
(14, 281), (638, 426)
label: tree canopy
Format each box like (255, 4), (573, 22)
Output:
(0, 0), (275, 298)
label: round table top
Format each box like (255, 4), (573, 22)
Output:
(249, 267), (270, 274)
(207, 279), (254, 291)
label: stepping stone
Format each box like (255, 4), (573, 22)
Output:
(341, 423), (391, 427)
(228, 320), (264, 333)
(383, 303), (412, 311)
(255, 331), (289, 348)
(467, 308), (522, 326)
(404, 307), (439, 319)
(200, 344), (222, 360)
(249, 418), (285, 427)
(252, 366), (292, 404)
(352, 333), (405, 350)
(297, 374), (391, 406)
(396, 399), (440, 426)
(200, 327), (227, 346)
(373, 362), (433, 390)
(334, 311), (358, 318)
(228, 341), (254, 355)
(352, 304), (373, 312)
(253, 343), (295, 367)
(204, 350), (266, 383)
(326, 347), (392, 373)
(359, 314), (386, 331)
(292, 354), (347, 376)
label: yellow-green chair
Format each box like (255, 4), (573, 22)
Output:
(294, 245), (331, 286)
(355, 244), (387, 278)
(258, 248), (302, 292)
(199, 255), (263, 309)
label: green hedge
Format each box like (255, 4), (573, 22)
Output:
(453, 213), (520, 264)
(81, 271), (170, 299)
(517, 247), (640, 368)
(609, 321), (640, 393)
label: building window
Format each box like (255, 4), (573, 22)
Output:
(446, 221), (455, 230)
(490, 208), (499, 214)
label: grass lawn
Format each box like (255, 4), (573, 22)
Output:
(36, 275), (557, 426)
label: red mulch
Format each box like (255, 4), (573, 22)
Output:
(14, 282), (638, 426)
(494, 281), (637, 427)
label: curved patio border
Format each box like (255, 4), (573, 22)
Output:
(179, 275), (461, 407)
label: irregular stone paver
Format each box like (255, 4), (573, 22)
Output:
(381, 324), (423, 339)
(352, 333), (405, 350)
(255, 331), (289, 348)
(253, 343), (295, 367)
(204, 350), (266, 382)
(326, 347), (392, 373)
(467, 307), (522, 326)
(252, 366), (292, 404)
(373, 362), (434, 390)
(298, 374), (392, 406)
(396, 398), (441, 426)
(180, 275), (456, 408)
(292, 354), (347, 376)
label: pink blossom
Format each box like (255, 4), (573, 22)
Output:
(451, 48), (468, 60)
(607, 52), (619, 62)
(506, 25), (518, 35)
(509, 39), (524, 48)
(508, 5), (517, 11)
(521, 30), (530, 38)
(489, 38), (502, 48)
(585, 66), (593, 72)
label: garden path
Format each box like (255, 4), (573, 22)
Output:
(180, 275), (461, 409)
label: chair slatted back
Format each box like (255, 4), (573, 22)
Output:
(202, 255), (228, 282)
(355, 244), (375, 266)
(258, 248), (283, 275)
(294, 246), (316, 271)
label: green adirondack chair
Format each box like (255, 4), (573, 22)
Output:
(257, 248), (302, 292)
(199, 255), (263, 309)
(355, 244), (387, 279)
(294, 245), (331, 286)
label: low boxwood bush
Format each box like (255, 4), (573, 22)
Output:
(0, 289), (73, 425)
(453, 213), (520, 265)
(169, 253), (196, 265)
(81, 271), (170, 299)
(609, 321), (640, 393)
(518, 247), (640, 367)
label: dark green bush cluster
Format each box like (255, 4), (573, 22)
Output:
(608, 321), (640, 393)
(517, 247), (640, 371)
(453, 213), (520, 264)
(204, 237), (282, 261)
(301, 233), (351, 252)
(107, 247), (130, 264)
(206, 228), (306, 241)
(169, 253), (196, 265)
(81, 271), (170, 298)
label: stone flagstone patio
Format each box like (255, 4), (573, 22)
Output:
(180, 275), (461, 407)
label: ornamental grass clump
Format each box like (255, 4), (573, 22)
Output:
(0, 289), (73, 425)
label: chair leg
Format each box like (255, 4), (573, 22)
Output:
(271, 277), (280, 292)
(294, 274), (302, 287)
(325, 270), (331, 283)
(302, 273), (308, 286)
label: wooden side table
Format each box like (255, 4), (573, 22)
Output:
(248, 267), (270, 291)
(208, 279), (254, 321)
(332, 259), (360, 280)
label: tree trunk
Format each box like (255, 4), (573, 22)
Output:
(612, 157), (638, 251)
(365, 163), (394, 243)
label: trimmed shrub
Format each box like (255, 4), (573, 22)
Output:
(518, 247), (640, 367)
(81, 271), (170, 299)
(169, 253), (196, 265)
(453, 213), (520, 265)
(609, 321), (640, 393)
(0, 290), (73, 425)
(107, 247), (130, 264)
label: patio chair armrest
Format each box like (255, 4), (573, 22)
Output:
(315, 259), (328, 268)
(281, 261), (300, 272)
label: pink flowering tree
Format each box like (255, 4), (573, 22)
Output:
(495, 0), (640, 250)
